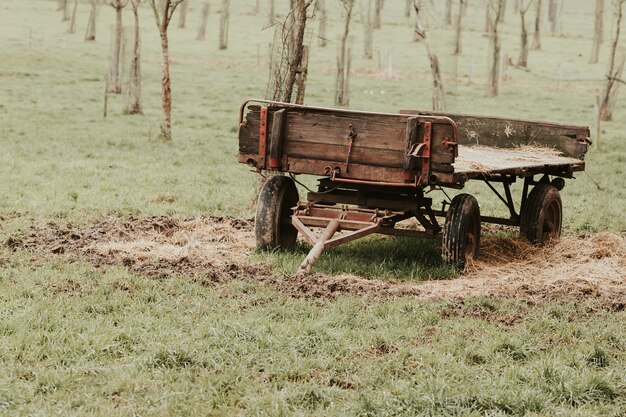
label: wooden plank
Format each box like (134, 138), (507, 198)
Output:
(400, 109), (590, 159)
(269, 109), (286, 169)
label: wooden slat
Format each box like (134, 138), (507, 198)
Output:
(400, 109), (589, 159)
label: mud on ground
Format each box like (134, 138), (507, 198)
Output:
(6, 216), (626, 308)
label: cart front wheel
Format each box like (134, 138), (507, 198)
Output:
(255, 175), (299, 250)
(520, 184), (562, 245)
(442, 194), (481, 269)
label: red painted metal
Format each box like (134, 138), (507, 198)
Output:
(258, 106), (268, 168)
(421, 122), (432, 186)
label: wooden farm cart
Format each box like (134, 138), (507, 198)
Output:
(238, 99), (591, 274)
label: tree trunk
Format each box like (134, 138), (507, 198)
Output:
(548, 0), (557, 34)
(600, 1), (625, 121)
(280, 0), (309, 103)
(488, 0), (504, 97)
(454, 0), (464, 55)
(178, 1), (188, 28)
(336, 2), (354, 106)
(414, 1), (445, 111)
(590, 0), (605, 64)
(445, 0), (453, 25)
(295, 46), (309, 104)
(364, 0), (373, 59)
(61, 0), (70, 21)
(197, 2), (209, 40)
(68, 0), (79, 33)
(268, 0), (275, 25)
(159, 32), (172, 139)
(85, 0), (97, 41)
(219, 0), (229, 50)
(109, 6), (123, 94)
(125, 3), (143, 115)
(374, 0), (382, 29)
(532, 0), (542, 49)
(517, 7), (528, 67)
(405, 0), (412, 18)
(318, 0), (327, 47)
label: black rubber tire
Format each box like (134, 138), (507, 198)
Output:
(255, 175), (299, 250)
(520, 184), (562, 245)
(442, 194), (481, 269)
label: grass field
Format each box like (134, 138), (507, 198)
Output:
(0, 0), (625, 415)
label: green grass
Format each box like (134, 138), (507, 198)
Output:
(0, 0), (625, 415)
(0, 252), (624, 416)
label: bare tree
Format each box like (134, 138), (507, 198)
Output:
(363, 0), (373, 59)
(270, 0), (315, 103)
(178, 0), (188, 28)
(85, 0), (99, 41)
(532, 0), (542, 49)
(591, 0), (605, 64)
(317, 0), (327, 47)
(487, 0), (505, 97)
(105, 0), (129, 94)
(600, 0), (625, 121)
(336, 0), (355, 106)
(61, 0), (70, 21)
(548, 0), (557, 34)
(197, 2), (209, 40)
(405, 0), (412, 17)
(219, 0), (229, 50)
(374, 0), (382, 29)
(445, 0), (453, 25)
(149, 0), (187, 140)
(68, 0), (79, 33)
(454, 0), (465, 55)
(268, 0), (275, 25)
(414, 0), (445, 111)
(517, 0), (534, 67)
(124, 0), (143, 114)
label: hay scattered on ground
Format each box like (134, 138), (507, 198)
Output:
(8, 216), (626, 307)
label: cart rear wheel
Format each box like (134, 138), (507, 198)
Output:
(255, 175), (299, 250)
(520, 184), (562, 245)
(442, 194), (481, 269)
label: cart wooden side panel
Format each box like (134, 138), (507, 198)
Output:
(239, 105), (459, 185)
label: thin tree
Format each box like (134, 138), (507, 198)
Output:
(61, 0), (70, 21)
(600, 0), (625, 121)
(178, 0), (188, 28)
(591, 0), (605, 64)
(85, 0), (99, 41)
(124, 0), (143, 114)
(532, 0), (542, 49)
(336, 0), (355, 106)
(268, 0), (275, 25)
(414, 0), (445, 111)
(445, 0), (453, 25)
(487, 0), (505, 97)
(219, 0), (229, 50)
(454, 0), (465, 55)
(363, 0), (373, 59)
(197, 2), (209, 40)
(317, 0), (327, 46)
(273, 0), (315, 103)
(517, 0), (534, 67)
(149, 0), (188, 140)
(105, 0), (129, 94)
(374, 0), (382, 29)
(68, 0), (79, 33)
(548, 0), (557, 34)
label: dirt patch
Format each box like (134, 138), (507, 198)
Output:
(12, 215), (270, 282)
(8, 216), (626, 307)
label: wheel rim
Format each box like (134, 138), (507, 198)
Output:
(542, 199), (561, 242)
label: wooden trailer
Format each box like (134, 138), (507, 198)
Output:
(238, 99), (591, 273)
